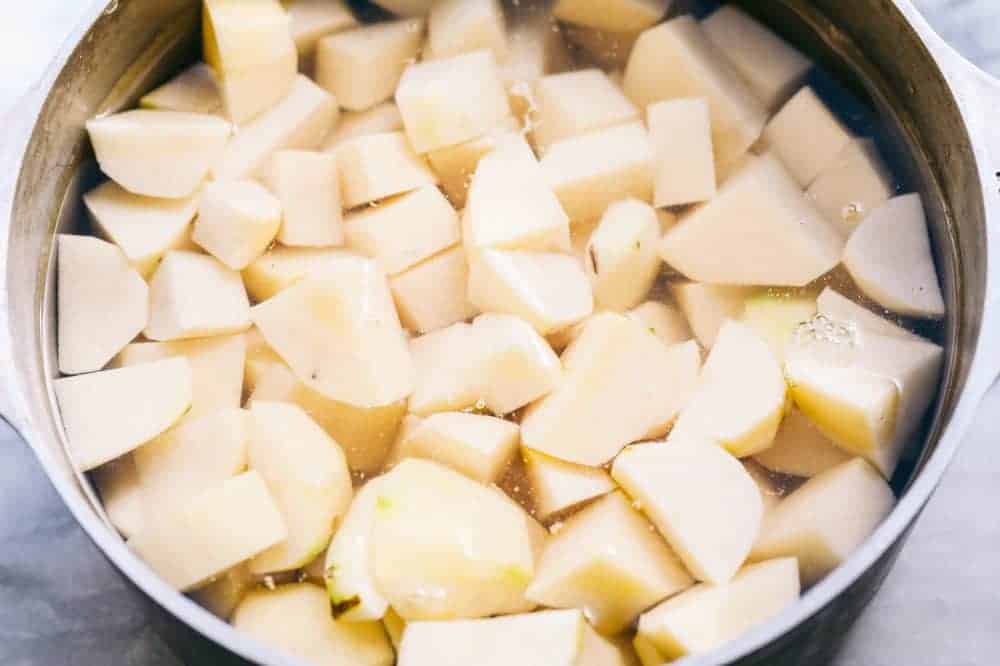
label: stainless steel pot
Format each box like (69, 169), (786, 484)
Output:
(2, 1), (999, 664)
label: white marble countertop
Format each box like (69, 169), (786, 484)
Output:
(1, 1), (998, 664)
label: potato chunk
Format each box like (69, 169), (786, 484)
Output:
(267, 150), (343, 247)
(647, 97), (716, 207)
(585, 199), (661, 311)
(531, 69), (638, 152)
(523, 449), (615, 521)
(408, 323), (484, 415)
(526, 491), (693, 633)
(670, 282), (752, 348)
(287, 0), (358, 69)
(242, 246), (347, 302)
(554, 0), (666, 33)
(522, 314), (700, 465)
(754, 408), (850, 478)
(92, 457), (146, 538)
(816, 286), (918, 340)
(428, 0), (507, 61)
(337, 132), (438, 207)
(502, 13), (574, 119)
(193, 180), (281, 270)
(140, 63), (223, 115)
(807, 138), (895, 235)
(324, 102), (404, 149)
(752, 458), (894, 583)
(626, 301), (692, 346)
(763, 87), (853, 186)
(390, 245), (478, 334)
(427, 120), (522, 209)
(395, 412), (519, 483)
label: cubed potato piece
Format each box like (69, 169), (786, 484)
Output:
(395, 412), (519, 482)
(807, 138), (895, 235)
(743, 460), (782, 512)
(92, 456), (146, 538)
(115, 334), (245, 419)
(741, 290), (818, 360)
(623, 17), (767, 166)
(83, 180), (197, 279)
(503, 14), (574, 119)
(316, 19), (424, 112)
(647, 97), (717, 207)
(86, 110), (231, 199)
(523, 449), (615, 521)
(130, 470), (286, 590)
(213, 75), (338, 181)
(626, 301), (691, 346)
(55, 358), (192, 471)
(462, 133), (571, 253)
(526, 491), (693, 633)
(843, 194), (945, 319)
(398, 609), (627, 665)
(233, 584), (393, 666)
(784, 318), (943, 477)
(192, 564), (254, 620)
(396, 50), (512, 153)
(267, 150), (343, 246)
(145, 251), (251, 341)
(344, 185), (459, 275)
(140, 63), (223, 115)
(816, 287), (919, 341)
(373, 459), (538, 619)
(635, 558), (799, 661)
(531, 69), (639, 153)
(409, 323), (484, 415)
(540, 121), (653, 223)
(248, 402), (353, 573)
(562, 25), (639, 70)
(763, 87), (853, 187)
(249, 362), (405, 473)
(755, 408), (851, 478)
(702, 6), (812, 111)
(612, 436), (763, 584)
(427, 119), (522, 208)
(468, 250), (593, 335)
(659, 155), (844, 286)
(57, 235), (148, 375)
(752, 458), (894, 584)
(390, 245), (478, 334)
(287, 0), (358, 69)
(585, 199), (661, 311)
(554, 0), (666, 33)
(243, 246), (347, 302)
(671, 320), (786, 457)
(193, 180), (281, 270)
(428, 0), (507, 61)
(133, 407), (249, 509)
(324, 102), (404, 149)
(671, 282), (752, 348)
(251, 255), (413, 407)
(522, 314), (701, 465)
(337, 132), (438, 207)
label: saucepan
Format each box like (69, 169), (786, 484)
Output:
(1, 0), (999, 663)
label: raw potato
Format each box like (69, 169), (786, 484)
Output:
(428, 0), (507, 61)
(540, 121), (653, 223)
(391, 245), (478, 334)
(755, 408), (850, 478)
(267, 150), (343, 247)
(249, 362), (406, 474)
(92, 456), (146, 539)
(626, 301), (692, 346)
(763, 87), (853, 187)
(623, 16), (768, 166)
(395, 50), (512, 153)
(324, 479), (390, 621)
(54, 357), (192, 471)
(553, 0), (666, 33)
(203, 0), (297, 124)
(324, 102), (404, 149)
(193, 180), (281, 270)
(502, 13), (574, 119)
(741, 290), (818, 360)
(336, 132), (438, 208)
(584, 199), (661, 311)
(671, 320), (787, 457)
(807, 137), (895, 235)
(86, 110), (231, 199)
(140, 63), (223, 115)
(129, 470), (286, 590)
(635, 558), (800, 662)
(372, 459), (538, 620)
(213, 75), (338, 181)
(468, 250), (594, 335)
(398, 609), (627, 666)
(612, 436), (763, 584)
(752, 458), (894, 584)
(287, 0), (358, 69)
(83, 180), (197, 278)
(115, 334), (246, 418)
(526, 491), (693, 634)
(843, 194), (945, 319)
(521, 314), (701, 465)
(816, 287), (919, 340)
(531, 69), (639, 153)
(133, 408), (249, 509)
(243, 246), (347, 302)
(523, 449), (615, 521)
(57, 235), (148, 375)
(408, 323), (484, 415)
(192, 564), (254, 619)
(233, 584), (393, 666)
(344, 185), (460, 275)
(702, 6), (812, 111)
(395, 412), (520, 483)
(426, 119), (521, 208)
(671, 282), (752, 348)
(248, 402), (353, 573)
(562, 26), (639, 71)
(647, 97), (717, 207)
(145, 251), (251, 341)
(250, 255), (414, 408)
(659, 154), (844, 287)
(316, 19), (424, 112)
